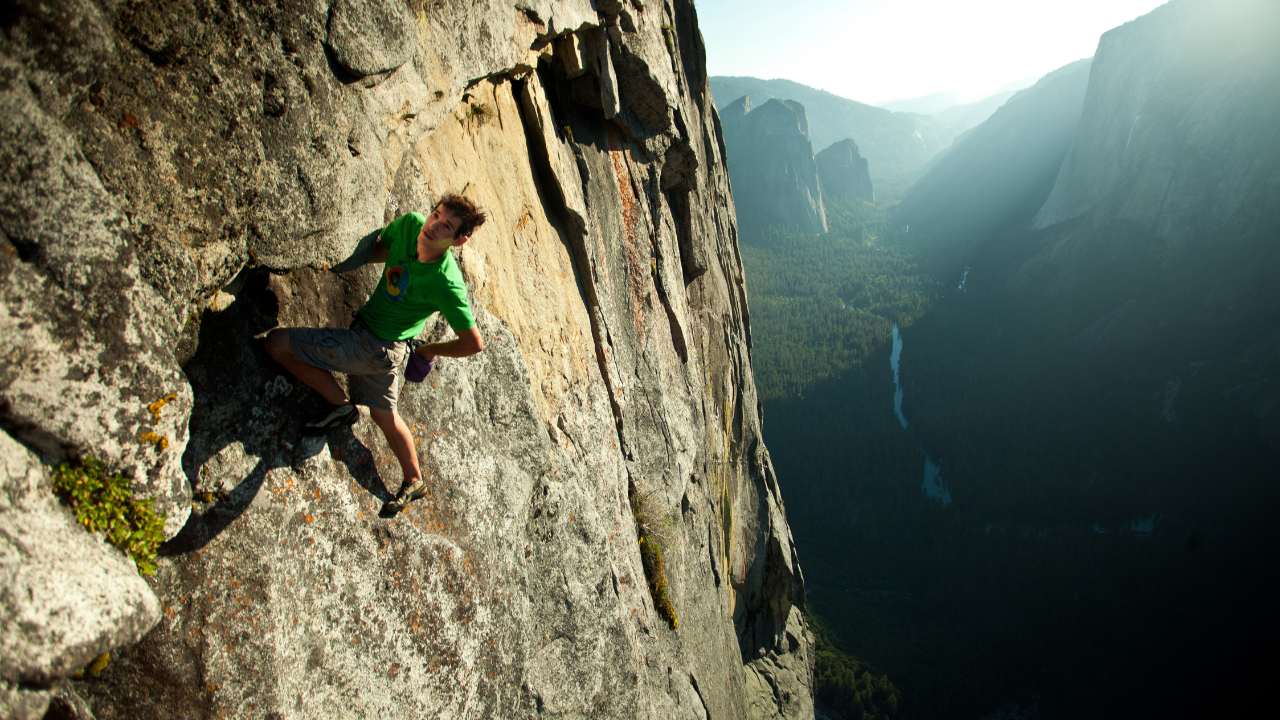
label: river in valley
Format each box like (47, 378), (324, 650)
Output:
(890, 323), (952, 506)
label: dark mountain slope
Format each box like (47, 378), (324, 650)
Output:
(892, 59), (1092, 273)
(896, 0), (1280, 714)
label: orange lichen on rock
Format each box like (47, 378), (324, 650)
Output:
(138, 431), (169, 450)
(147, 392), (178, 423)
(610, 148), (638, 249)
(610, 147), (655, 334)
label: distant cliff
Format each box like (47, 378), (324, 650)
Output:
(816, 139), (874, 206)
(999, 0), (1280, 439)
(1035, 0), (1279, 245)
(720, 96), (828, 240)
(711, 76), (1004, 203)
(0, 1), (812, 718)
(900, 0), (1280, 516)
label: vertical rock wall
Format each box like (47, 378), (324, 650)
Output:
(1033, 0), (1280, 238)
(719, 96), (829, 241)
(1, 1), (812, 718)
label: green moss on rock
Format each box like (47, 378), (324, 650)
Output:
(51, 457), (166, 576)
(631, 490), (679, 629)
(638, 534), (678, 629)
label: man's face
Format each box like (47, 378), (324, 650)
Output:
(424, 205), (465, 244)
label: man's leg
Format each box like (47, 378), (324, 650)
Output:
(264, 328), (348, 406)
(368, 407), (423, 488)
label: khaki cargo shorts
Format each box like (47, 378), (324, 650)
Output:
(288, 324), (410, 412)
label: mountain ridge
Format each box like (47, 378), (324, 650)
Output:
(710, 75), (1012, 203)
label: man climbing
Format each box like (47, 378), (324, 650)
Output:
(264, 194), (487, 511)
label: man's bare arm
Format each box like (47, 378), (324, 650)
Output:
(330, 229), (388, 272)
(416, 327), (484, 360)
(370, 234), (389, 263)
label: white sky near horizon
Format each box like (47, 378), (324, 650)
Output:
(695, 0), (1169, 106)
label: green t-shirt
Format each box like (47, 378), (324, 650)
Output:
(356, 212), (476, 341)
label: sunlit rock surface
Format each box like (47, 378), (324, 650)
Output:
(0, 434), (161, 719)
(0, 1), (812, 718)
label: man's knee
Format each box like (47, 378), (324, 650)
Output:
(368, 406), (397, 427)
(264, 328), (292, 362)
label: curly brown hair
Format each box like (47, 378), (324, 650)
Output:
(436, 193), (487, 239)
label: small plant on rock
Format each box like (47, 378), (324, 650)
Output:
(51, 457), (166, 576)
(631, 487), (679, 629)
(661, 22), (676, 56)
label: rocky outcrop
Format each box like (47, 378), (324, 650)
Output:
(1, 433), (161, 720)
(0, 1), (812, 718)
(816, 139), (874, 205)
(720, 96), (828, 241)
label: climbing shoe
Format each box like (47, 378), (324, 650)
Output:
(302, 403), (358, 435)
(385, 478), (428, 511)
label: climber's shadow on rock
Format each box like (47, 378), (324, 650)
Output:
(328, 423), (396, 506)
(162, 269), (284, 554)
(162, 268), (392, 556)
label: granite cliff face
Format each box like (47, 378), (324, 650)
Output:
(1010, 0), (1280, 364)
(1006, 0), (1280, 455)
(0, 1), (813, 718)
(1034, 0), (1280, 241)
(719, 96), (827, 241)
(815, 140), (873, 206)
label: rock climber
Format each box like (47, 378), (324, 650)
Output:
(264, 194), (487, 511)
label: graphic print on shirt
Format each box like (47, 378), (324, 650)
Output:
(384, 265), (409, 301)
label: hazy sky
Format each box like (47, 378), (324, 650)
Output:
(695, 0), (1169, 105)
